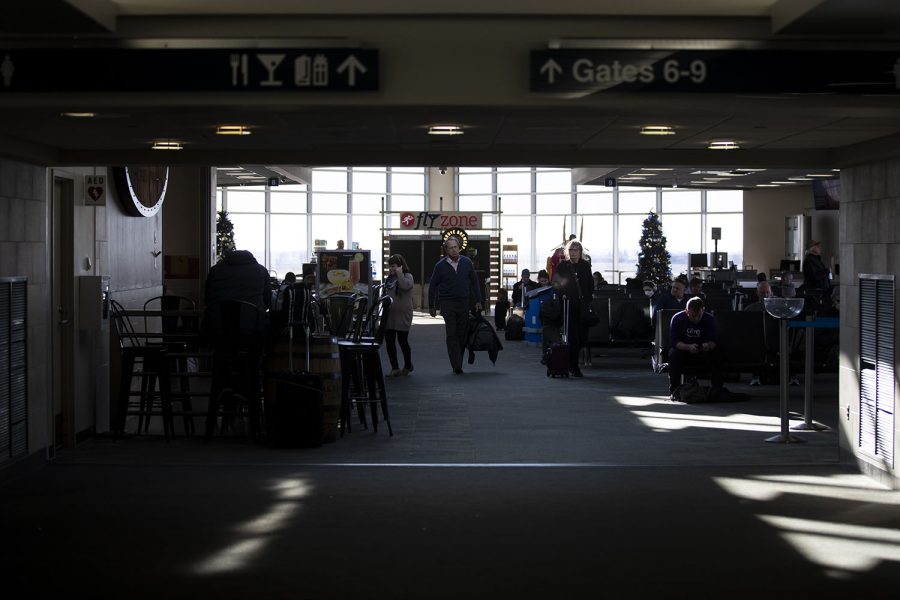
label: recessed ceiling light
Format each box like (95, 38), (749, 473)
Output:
(60, 112), (96, 118)
(236, 175), (265, 180)
(733, 168), (766, 173)
(756, 183), (780, 187)
(216, 125), (252, 136)
(787, 177), (813, 181)
(640, 125), (675, 136)
(806, 173), (834, 177)
(707, 139), (740, 150)
(151, 141), (183, 150)
(771, 181), (798, 184)
(428, 125), (464, 136)
(640, 168), (674, 171)
(832, 168), (841, 172)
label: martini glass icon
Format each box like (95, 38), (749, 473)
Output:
(257, 54), (285, 87)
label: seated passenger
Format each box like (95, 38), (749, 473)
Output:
(593, 271), (608, 289)
(668, 296), (728, 400)
(779, 270), (797, 298)
(687, 277), (705, 300)
(653, 277), (688, 317)
(204, 249), (271, 337)
(743, 280), (772, 312)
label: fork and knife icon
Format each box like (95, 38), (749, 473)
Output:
(229, 53), (248, 86)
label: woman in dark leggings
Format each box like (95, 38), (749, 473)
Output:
(383, 254), (415, 376)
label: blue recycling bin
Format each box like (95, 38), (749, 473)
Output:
(523, 286), (553, 347)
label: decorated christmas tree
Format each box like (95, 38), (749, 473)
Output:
(216, 210), (236, 262)
(635, 211), (672, 286)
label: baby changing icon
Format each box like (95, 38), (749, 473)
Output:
(1, 55), (14, 87)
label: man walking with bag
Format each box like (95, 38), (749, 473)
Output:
(429, 237), (483, 374)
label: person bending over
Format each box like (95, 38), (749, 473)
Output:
(668, 296), (727, 400)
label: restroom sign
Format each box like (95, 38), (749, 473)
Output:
(84, 175), (106, 206)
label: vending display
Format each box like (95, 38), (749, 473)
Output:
(316, 249), (371, 298)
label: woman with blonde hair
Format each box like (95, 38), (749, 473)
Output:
(384, 254), (415, 376)
(553, 239), (594, 377)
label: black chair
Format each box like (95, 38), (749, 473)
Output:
(338, 295), (393, 436)
(203, 299), (266, 441)
(609, 297), (653, 345)
(110, 300), (174, 439)
(325, 292), (367, 339)
(715, 311), (767, 377)
(142, 294), (198, 435)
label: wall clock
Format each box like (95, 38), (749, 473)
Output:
(111, 166), (169, 217)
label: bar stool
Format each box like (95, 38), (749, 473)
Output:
(110, 300), (175, 440)
(142, 294), (197, 435)
(203, 299), (265, 441)
(338, 295), (393, 436)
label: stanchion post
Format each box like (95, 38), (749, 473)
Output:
(765, 312), (805, 443)
(792, 316), (830, 432)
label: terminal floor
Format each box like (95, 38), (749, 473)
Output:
(3, 313), (899, 598)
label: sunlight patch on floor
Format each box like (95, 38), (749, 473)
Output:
(714, 476), (900, 504)
(759, 515), (900, 571)
(630, 410), (782, 432)
(192, 478), (311, 575)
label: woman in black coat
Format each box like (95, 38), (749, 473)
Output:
(554, 239), (594, 377)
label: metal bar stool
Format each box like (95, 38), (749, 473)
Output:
(338, 295), (393, 436)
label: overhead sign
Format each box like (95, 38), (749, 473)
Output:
(0, 48), (378, 92)
(84, 174), (106, 206)
(531, 50), (900, 95)
(399, 211), (482, 230)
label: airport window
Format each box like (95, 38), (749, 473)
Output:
(218, 167), (426, 274)
(219, 166), (741, 282)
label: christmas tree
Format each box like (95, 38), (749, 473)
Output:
(216, 210), (236, 262)
(635, 211), (672, 286)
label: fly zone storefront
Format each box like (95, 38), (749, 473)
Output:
(384, 210), (500, 311)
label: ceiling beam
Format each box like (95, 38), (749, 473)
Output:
(64, 0), (118, 33)
(770, 0), (826, 33)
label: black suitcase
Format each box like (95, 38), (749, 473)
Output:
(505, 313), (525, 341)
(266, 287), (325, 448)
(546, 296), (570, 377)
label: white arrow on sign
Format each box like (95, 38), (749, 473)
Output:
(540, 59), (563, 84)
(337, 54), (367, 87)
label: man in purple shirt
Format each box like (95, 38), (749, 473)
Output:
(668, 296), (725, 400)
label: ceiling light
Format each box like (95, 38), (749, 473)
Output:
(733, 168), (766, 173)
(770, 181), (798, 184)
(640, 168), (674, 171)
(60, 112), (96, 118)
(428, 125), (464, 136)
(216, 125), (252, 136)
(787, 177), (813, 181)
(806, 173), (834, 177)
(151, 141), (183, 150)
(756, 183), (780, 187)
(707, 139), (740, 150)
(640, 125), (675, 136)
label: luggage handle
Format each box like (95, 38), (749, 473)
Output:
(561, 294), (569, 344)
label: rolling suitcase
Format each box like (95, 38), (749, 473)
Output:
(266, 287), (325, 448)
(545, 296), (570, 378)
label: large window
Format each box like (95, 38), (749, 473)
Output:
(218, 167), (426, 275)
(221, 167), (743, 286)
